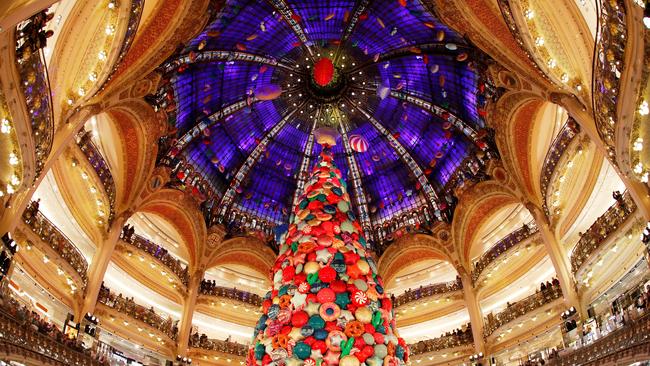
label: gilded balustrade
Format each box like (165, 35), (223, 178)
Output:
(593, 0), (627, 159)
(394, 279), (463, 308)
(484, 284), (562, 337)
(547, 312), (650, 365)
(21, 204), (88, 287)
(570, 191), (636, 274)
(0, 298), (103, 365)
(97, 286), (177, 340)
(471, 223), (539, 285)
(189, 336), (248, 357)
(540, 119), (580, 217)
(14, 30), (53, 178)
(77, 131), (116, 224)
(120, 232), (189, 286)
(409, 329), (473, 355)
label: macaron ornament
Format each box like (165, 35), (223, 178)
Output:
(247, 148), (408, 366)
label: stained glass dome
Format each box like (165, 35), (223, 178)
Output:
(152, 0), (492, 247)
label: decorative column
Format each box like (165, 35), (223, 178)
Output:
(527, 203), (582, 313)
(76, 214), (127, 320)
(176, 267), (204, 357)
(248, 147), (409, 366)
(459, 272), (485, 355)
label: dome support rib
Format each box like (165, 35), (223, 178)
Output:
(353, 85), (482, 146)
(349, 98), (440, 212)
(161, 51), (297, 74)
(349, 43), (474, 73)
(289, 119), (318, 221)
(266, 0), (315, 58)
(339, 119), (374, 242)
(334, 0), (371, 63)
(216, 103), (305, 219)
(168, 99), (259, 159)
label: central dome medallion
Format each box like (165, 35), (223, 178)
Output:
(154, 0), (490, 247)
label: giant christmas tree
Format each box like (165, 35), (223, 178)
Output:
(248, 147), (409, 366)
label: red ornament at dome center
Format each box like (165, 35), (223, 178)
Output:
(313, 57), (335, 86)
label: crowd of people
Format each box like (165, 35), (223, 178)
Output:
(199, 279), (262, 306)
(485, 281), (563, 335)
(120, 225), (189, 285)
(0, 290), (109, 365)
(22, 199), (89, 284)
(15, 10), (54, 60)
(394, 277), (463, 307)
(572, 191), (634, 271)
(409, 324), (473, 355)
(98, 284), (178, 340)
(189, 330), (247, 356)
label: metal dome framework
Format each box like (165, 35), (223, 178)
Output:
(153, 0), (492, 244)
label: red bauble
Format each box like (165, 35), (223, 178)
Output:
(313, 58), (335, 87)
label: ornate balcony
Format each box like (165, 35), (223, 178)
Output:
(484, 284), (563, 337)
(14, 19), (54, 178)
(570, 191), (636, 274)
(0, 297), (103, 365)
(199, 282), (262, 308)
(540, 119), (580, 216)
(409, 328), (473, 355)
(20, 203), (88, 288)
(472, 223), (539, 285)
(96, 286), (178, 342)
(119, 231), (189, 287)
(548, 313), (650, 366)
(593, 0), (627, 157)
(394, 279), (463, 308)
(76, 131), (116, 224)
(189, 336), (248, 357)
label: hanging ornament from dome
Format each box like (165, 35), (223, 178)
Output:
(442, 121), (452, 130)
(430, 64), (439, 74)
(436, 30), (445, 41)
(377, 84), (391, 100)
(255, 84), (282, 100)
(211, 156), (220, 164)
(313, 57), (335, 87)
(348, 134), (369, 153)
(457, 52), (468, 62)
(314, 126), (339, 146)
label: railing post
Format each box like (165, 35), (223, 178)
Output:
(176, 267), (204, 357)
(527, 203), (583, 315)
(459, 271), (486, 355)
(76, 214), (127, 321)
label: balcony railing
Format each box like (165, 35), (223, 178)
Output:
(0, 294), (104, 365)
(394, 279), (463, 308)
(119, 231), (189, 286)
(199, 282), (262, 307)
(472, 222), (539, 284)
(21, 203), (88, 287)
(14, 25), (54, 178)
(570, 191), (636, 274)
(484, 283), (562, 337)
(409, 329), (473, 355)
(548, 312), (650, 366)
(540, 120), (580, 216)
(189, 336), (248, 357)
(77, 131), (116, 224)
(97, 286), (178, 340)
(593, 0), (627, 158)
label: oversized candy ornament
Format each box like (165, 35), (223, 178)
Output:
(248, 148), (409, 366)
(349, 134), (369, 153)
(313, 57), (335, 86)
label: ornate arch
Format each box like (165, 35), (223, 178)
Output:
(102, 98), (166, 212)
(378, 233), (456, 287)
(451, 179), (520, 267)
(137, 188), (207, 267)
(204, 234), (276, 281)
